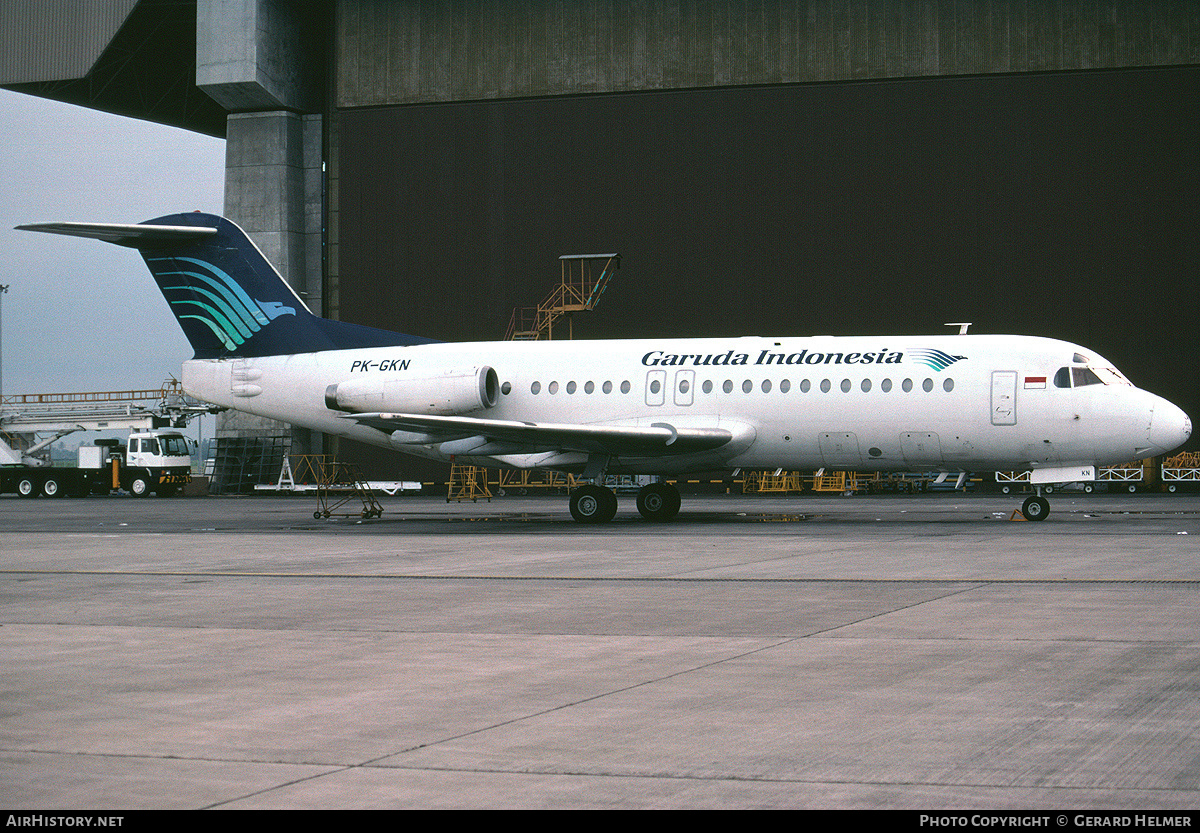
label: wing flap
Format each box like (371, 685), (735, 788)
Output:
(342, 412), (733, 455)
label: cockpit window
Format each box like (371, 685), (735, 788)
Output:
(1094, 366), (1132, 386)
(1055, 365), (1132, 388)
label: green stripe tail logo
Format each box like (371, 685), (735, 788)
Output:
(148, 256), (296, 351)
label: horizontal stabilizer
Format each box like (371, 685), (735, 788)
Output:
(16, 221), (217, 248)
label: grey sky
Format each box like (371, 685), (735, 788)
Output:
(0, 89), (225, 396)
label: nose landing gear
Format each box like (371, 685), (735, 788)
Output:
(1021, 493), (1050, 521)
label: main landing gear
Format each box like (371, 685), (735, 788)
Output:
(568, 481), (682, 524)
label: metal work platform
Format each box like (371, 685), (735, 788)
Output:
(0, 380), (210, 435)
(504, 253), (621, 341)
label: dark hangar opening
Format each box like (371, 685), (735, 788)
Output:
(335, 67), (1200, 480)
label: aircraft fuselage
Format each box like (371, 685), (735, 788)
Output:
(183, 333), (1190, 478)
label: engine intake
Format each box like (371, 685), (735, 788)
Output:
(326, 366), (499, 415)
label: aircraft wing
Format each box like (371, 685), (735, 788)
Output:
(341, 412), (734, 455)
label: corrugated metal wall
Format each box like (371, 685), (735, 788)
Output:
(0, 0), (137, 84)
(336, 0), (1200, 107)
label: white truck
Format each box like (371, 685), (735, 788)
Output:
(0, 429), (193, 498)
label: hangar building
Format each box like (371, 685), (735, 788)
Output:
(3, 0), (1197, 481)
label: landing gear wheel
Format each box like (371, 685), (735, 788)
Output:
(1022, 496), (1050, 522)
(570, 484), (618, 523)
(636, 482), (681, 522)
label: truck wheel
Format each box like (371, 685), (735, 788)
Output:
(129, 477), (152, 497)
(17, 477), (37, 498)
(41, 477), (62, 498)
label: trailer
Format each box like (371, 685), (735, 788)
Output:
(995, 459), (1153, 494)
(0, 429), (192, 498)
(1162, 452), (1200, 492)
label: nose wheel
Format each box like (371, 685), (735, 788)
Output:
(1021, 495), (1050, 521)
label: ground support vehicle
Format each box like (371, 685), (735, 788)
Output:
(0, 430), (192, 498)
(1162, 452), (1200, 492)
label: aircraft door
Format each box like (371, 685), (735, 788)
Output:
(674, 370), (695, 406)
(819, 432), (864, 468)
(901, 432), (943, 467)
(645, 370), (666, 406)
(991, 371), (1017, 425)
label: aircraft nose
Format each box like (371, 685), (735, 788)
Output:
(1149, 398), (1192, 455)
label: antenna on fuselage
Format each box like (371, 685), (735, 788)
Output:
(946, 322), (972, 335)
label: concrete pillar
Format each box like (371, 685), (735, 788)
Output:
(195, 0), (327, 454)
(216, 111), (323, 451)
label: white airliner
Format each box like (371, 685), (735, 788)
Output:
(19, 213), (1192, 522)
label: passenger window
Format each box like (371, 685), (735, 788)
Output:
(761, 380), (771, 393)
(621, 381), (631, 394)
(881, 379), (892, 392)
(923, 378), (934, 392)
(584, 381), (594, 394)
(723, 380), (733, 394)
(943, 378), (954, 392)
(703, 380), (713, 394)
(566, 381), (577, 394)
(742, 380), (753, 394)
(820, 380), (831, 393)
(549, 381), (559, 394)
(780, 379), (790, 393)
(902, 379), (913, 392)
(861, 379), (871, 392)
(603, 381), (612, 394)
(800, 379), (811, 393)
(840, 379), (851, 393)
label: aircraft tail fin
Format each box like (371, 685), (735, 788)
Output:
(18, 212), (434, 358)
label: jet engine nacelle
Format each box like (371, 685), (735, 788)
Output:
(325, 366), (499, 415)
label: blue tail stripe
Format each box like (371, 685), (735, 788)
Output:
(163, 282), (256, 340)
(172, 299), (248, 345)
(174, 256), (271, 326)
(179, 314), (241, 350)
(161, 271), (263, 334)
